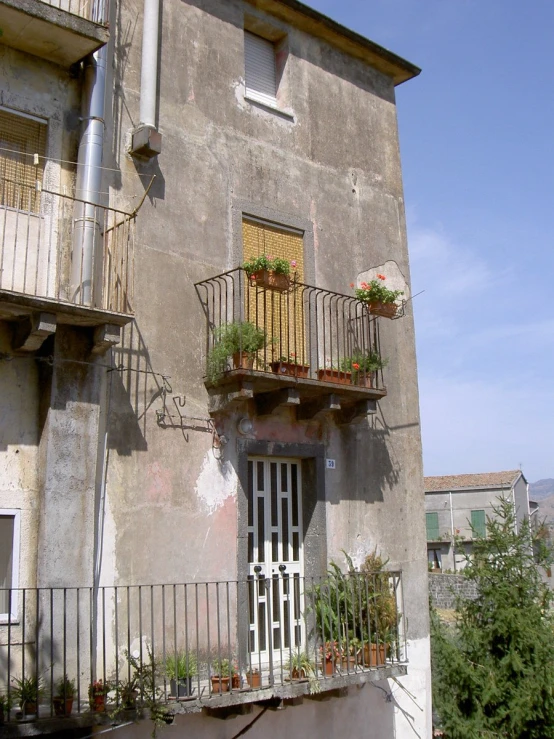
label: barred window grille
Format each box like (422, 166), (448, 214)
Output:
(0, 109), (47, 212)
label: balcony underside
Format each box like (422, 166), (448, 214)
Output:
(0, 0), (109, 66)
(207, 369), (387, 421)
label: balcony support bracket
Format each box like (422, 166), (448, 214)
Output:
(297, 393), (341, 420)
(12, 312), (57, 352)
(338, 399), (378, 425)
(208, 382), (254, 416)
(255, 388), (300, 416)
(91, 324), (121, 356)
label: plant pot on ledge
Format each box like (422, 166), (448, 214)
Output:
(251, 269), (290, 292)
(358, 643), (387, 667)
(53, 697), (73, 717)
(317, 369), (351, 385)
(367, 301), (397, 319)
(246, 671), (261, 688)
(271, 360), (310, 379)
(232, 352), (255, 371)
(210, 676), (230, 694)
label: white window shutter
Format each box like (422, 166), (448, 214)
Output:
(245, 31), (277, 105)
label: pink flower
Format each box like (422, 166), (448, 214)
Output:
(361, 282), (368, 289)
(350, 282), (355, 288)
(377, 274), (386, 280)
(290, 260), (297, 268)
(352, 363), (360, 370)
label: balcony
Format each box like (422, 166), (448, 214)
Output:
(195, 269), (388, 423)
(0, 571), (405, 730)
(0, 0), (109, 67)
(0, 155), (134, 352)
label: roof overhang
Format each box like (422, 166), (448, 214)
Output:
(245, 0), (421, 86)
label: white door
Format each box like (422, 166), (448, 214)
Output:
(247, 458), (304, 665)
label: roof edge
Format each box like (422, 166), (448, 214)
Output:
(246, 0), (421, 86)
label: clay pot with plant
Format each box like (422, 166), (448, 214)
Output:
(243, 255), (296, 292)
(351, 274), (403, 318)
(53, 675), (75, 717)
(206, 321), (271, 384)
(11, 675), (44, 716)
(210, 659), (237, 694)
(164, 651), (197, 698)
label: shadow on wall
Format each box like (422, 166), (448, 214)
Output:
(329, 411), (401, 505)
(108, 320), (168, 455)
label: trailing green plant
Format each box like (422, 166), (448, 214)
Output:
(11, 675), (44, 710)
(431, 498), (554, 739)
(163, 651), (198, 680)
(54, 675), (75, 699)
(206, 321), (270, 383)
(243, 254), (296, 276)
(351, 274), (403, 304)
(284, 651), (320, 694)
(339, 349), (387, 380)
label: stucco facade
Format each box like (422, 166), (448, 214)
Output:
(0, 1), (430, 736)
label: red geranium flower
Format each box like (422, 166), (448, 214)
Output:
(377, 274), (386, 280)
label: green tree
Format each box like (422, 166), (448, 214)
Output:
(431, 498), (554, 739)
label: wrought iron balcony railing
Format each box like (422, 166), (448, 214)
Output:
(0, 153), (134, 315)
(34, 0), (109, 26)
(0, 572), (405, 723)
(195, 268), (387, 394)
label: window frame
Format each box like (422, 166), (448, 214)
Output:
(0, 509), (21, 623)
(426, 511), (439, 541)
(470, 509), (486, 539)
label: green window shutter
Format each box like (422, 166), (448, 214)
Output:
(426, 512), (439, 541)
(471, 509), (486, 538)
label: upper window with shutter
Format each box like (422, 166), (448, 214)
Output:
(244, 31), (278, 106)
(426, 512), (439, 541)
(470, 510), (486, 538)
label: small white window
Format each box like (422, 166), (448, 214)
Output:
(0, 510), (20, 621)
(244, 31), (277, 106)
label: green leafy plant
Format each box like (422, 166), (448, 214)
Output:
(88, 679), (110, 699)
(163, 651), (198, 680)
(0, 693), (11, 713)
(211, 658), (235, 678)
(431, 498), (554, 739)
(54, 675), (75, 699)
(351, 274), (403, 304)
(11, 675), (44, 710)
(243, 254), (296, 276)
(207, 321), (270, 383)
(276, 352), (305, 365)
(339, 349), (387, 380)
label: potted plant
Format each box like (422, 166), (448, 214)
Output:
(270, 352), (310, 379)
(53, 675), (75, 717)
(339, 350), (387, 388)
(207, 321), (270, 383)
(0, 694), (11, 725)
(358, 551), (399, 666)
(285, 651), (315, 681)
(88, 679), (110, 712)
(351, 274), (403, 318)
(164, 651), (197, 698)
(210, 659), (236, 694)
(11, 675), (43, 716)
(243, 255), (296, 292)
(245, 667), (261, 689)
(118, 677), (139, 710)
(319, 640), (342, 676)
(317, 362), (351, 385)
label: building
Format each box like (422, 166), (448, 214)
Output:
(0, 0), (430, 736)
(425, 470), (530, 572)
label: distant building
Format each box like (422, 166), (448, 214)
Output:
(424, 470), (530, 572)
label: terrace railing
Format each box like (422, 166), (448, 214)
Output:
(195, 268), (386, 390)
(0, 153), (134, 315)
(0, 572), (405, 721)
(37, 0), (110, 25)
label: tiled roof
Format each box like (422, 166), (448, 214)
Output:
(424, 470), (521, 492)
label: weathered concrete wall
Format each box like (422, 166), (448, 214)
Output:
(428, 573), (478, 610)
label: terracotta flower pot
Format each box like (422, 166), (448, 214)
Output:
(23, 701), (37, 716)
(246, 671), (261, 688)
(341, 656), (357, 672)
(232, 352), (255, 371)
(53, 697), (73, 717)
(92, 694), (106, 712)
(270, 361), (310, 379)
(231, 674), (241, 690)
(210, 676), (229, 694)
(354, 372), (374, 388)
(290, 668), (307, 681)
(367, 301), (397, 319)
(317, 369), (351, 385)
(358, 643), (387, 667)
(320, 659), (335, 676)
(251, 269), (290, 292)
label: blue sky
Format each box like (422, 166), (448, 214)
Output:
(309, 0), (554, 482)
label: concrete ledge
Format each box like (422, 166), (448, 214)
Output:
(0, 0), (109, 66)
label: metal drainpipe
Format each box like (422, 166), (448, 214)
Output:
(70, 42), (108, 307)
(139, 0), (159, 128)
(130, 0), (162, 158)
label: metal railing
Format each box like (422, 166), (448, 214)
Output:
(36, 0), (110, 26)
(195, 268), (386, 389)
(0, 156), (134, 315)
(0, 571), (404, 721)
